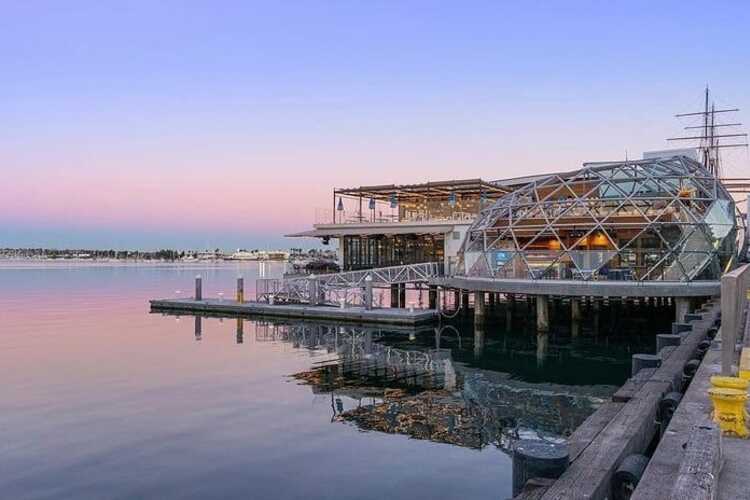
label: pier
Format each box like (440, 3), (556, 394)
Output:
(512, 263), (750, 500)
(149, 152), (749, 499)
(150, 298), (437, 326)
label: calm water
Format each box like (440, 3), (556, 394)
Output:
(1, 263), (661, 499)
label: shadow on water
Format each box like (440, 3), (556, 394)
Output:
(159, 298), (671, 455)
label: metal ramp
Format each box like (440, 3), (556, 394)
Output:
(256, 262), (442, 306)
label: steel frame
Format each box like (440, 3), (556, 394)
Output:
(460, 156), (746, 282)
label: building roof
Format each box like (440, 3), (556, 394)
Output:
(334, 178), (509, 201)
(286, 223), (465, 238)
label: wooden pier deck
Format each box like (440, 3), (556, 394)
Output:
(149, 298), (439, 326)
(515, 301), (721, 500)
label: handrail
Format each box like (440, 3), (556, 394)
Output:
(256, 262), (443, 307)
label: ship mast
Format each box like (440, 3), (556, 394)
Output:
(668, 86), (748, 178)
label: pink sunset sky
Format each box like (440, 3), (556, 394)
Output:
(2, 2), (749, 249)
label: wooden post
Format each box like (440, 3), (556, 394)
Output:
(474, 324), (485, 358)
(236, 318), (244, 344)
(194, 276), (202, 301)
(428, 285), (438, 310)
(236, 276), (244, 303)
(474, 292), (486, 327)
(461, 290), (470, 316)
(571, 297), (582, 338)
(675, 297), (690, 323)
(194, 316), (202, 341)
(536, 295), (550, 333)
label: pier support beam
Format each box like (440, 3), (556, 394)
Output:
(461, 290), (470, 316)
(399, 284), (406, 309)
(236, 318), (244, 344)
(194, 316), (202, 341)
(571, 297), (582, 338)
(195, 275), (202, 301)
(474, 292), (486, 327)
(428, 285), (438, 310)
(593, 298), (601, 335)
(236, 276), (244, 303)
(536, 295), (550, 333)
(474, 324), (485, 358)
(675, 297), (690, 323)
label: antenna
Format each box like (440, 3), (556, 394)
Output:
(669, 86), (748, 177)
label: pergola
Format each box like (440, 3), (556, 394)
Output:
(333, 178), (510, 204)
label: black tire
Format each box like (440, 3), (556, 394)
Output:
(612, 454), (650, 500)
(707, 327), (718, 339)
(659, 392), (682, 424)
(683, 359), (701, 378)
(697, 340), (711, 355)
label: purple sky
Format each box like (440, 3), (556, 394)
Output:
(2, 1), (749, 249)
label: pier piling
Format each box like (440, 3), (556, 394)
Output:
(512, 440), (569, 497)
(194, 276), (202, 301)
(428, 285), (437, 310)
(474, 292), (485, 327)
(536, 295), (550, 333)
(236, 276), (244, 303)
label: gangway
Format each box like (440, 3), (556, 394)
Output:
(256, 262), (442, 307)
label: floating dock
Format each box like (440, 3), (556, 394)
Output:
(149, 298), (438, 326)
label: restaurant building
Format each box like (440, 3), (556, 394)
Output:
(288, 178), (516, 272)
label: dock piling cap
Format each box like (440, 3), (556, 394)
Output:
(708, 387), (748, 400)
(711, 376), (750, 391)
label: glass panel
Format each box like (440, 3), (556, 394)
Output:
(703, 199), (735, 244)
(568, 250), (618, 279)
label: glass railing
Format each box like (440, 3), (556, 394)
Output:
(315, 208), (477, 225)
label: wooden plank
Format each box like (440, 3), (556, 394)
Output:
(612, 368), (657, 403)
(514, 403), (625, 499)
(519, 304), (720, 500)
(567, 402), (626, 462)
(669, 421), (722, 500)
(632, 326), (723, 500)
(541, 381), (670, 500)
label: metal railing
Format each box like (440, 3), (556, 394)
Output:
(315, 207), (476, 226)
(256, 262), (443, 307)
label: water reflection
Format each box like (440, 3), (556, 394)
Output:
(162, 312), (644, 454)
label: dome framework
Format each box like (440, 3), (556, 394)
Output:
(461, 156), (744, 282)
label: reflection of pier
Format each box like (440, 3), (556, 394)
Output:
(256, 322), (456, 391)
(162, 311), (618, 451)
(262, 320), (610, 447)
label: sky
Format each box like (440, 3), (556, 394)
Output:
(2, 1), (749, 250)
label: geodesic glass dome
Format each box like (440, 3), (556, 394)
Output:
(460, 156), (745, 282)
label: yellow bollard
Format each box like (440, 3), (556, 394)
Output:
(708, 387), (749, 438)
(739, 348), (750, 381)
(711, 376), (750, 391)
